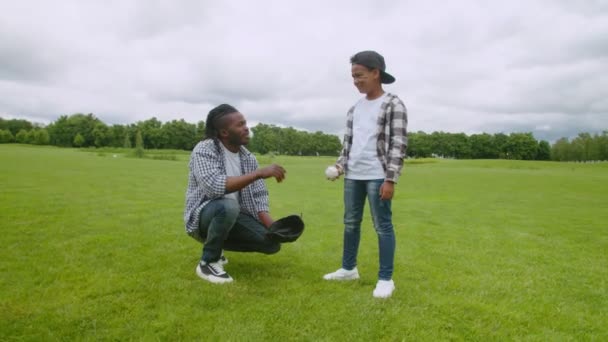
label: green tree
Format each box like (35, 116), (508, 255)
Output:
(123, 132), (132, 148)
(429, 131), (446, 157)
(73, 133), (85, 147)
(301, 131), (341, 156)
(598, 131), (608, 161)
(571, 133), (593, 161)
(47, 115), (71, 146)
(196, 120), (206, 142)
(319, 133), (342, 156)
(250, 124), (340, 156)
(449, 133), (471, 159)
(0, 118), (33, 135)
(551, 137), (570, 161)
(493, 133), (509, 158)
(161, 119), (197, 150)
(138, 117), (164, 149)
(280, 127), (303, 155)
(134, 130), (145, 158)
(33, 129), (50, 145)
(25, 130), (37, 144)
(108, 124), (127, 147)
(250, 124), (279, 154)
(47, 113), (103, 147)
(503, 133), (538, 160)
(469, 133), (497, 159)
(0, 129), (14, 143)
(407, 131), (432, 158)
(551, 131), (608, 161)
(536, 140), (551, 160)
(92, 123), (110, 147)
(15, 129), (28, 143)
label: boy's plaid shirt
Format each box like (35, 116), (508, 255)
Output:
(336, 93), (408, 183)
(184, 139), (269, 234)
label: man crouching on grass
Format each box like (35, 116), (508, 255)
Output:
(184, 104), (286, 284)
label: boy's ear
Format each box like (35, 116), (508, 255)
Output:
(373, 69), (381, 81)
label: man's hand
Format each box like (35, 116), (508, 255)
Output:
(258, 212), (274, 228)
(379, 181), (395, 200)
(256, 164), (286, 183)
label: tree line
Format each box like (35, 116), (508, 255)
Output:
(1, 115), (606, 161)
(551, 133), (608, 162)
(408, 131), (608, 161)
(0, 115), (342, 156)
(408, 131), (551, 160)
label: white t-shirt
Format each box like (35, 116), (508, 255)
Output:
(221, 143), (242, 202)
(346, 94), (386, 180)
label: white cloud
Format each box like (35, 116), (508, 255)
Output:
(1, 0), (607, 142)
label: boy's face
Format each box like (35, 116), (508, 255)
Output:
(351, 64), (380, 94)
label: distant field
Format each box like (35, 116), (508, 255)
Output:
(1, 144), (606, 340)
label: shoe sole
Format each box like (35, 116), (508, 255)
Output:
(196, 265), (233, 284)
(373, 287), (395, 298)
(323, 274), (360, 281)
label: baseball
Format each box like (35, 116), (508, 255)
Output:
(325, 166), (339, 180)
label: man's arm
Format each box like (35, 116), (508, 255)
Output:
(225, 164), (286, 193)
(191, 148), (227, 199)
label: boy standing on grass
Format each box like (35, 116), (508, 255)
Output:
(323, 51), (408, 298)
(184, 104), (287, 284)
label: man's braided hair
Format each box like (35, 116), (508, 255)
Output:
(204, 104), (238, 140)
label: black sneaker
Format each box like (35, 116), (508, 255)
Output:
(196, 261), (233, 284)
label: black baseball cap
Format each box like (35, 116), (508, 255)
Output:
(350, 50), (396, 84)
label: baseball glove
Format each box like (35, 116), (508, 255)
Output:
(267, 215), (305, 243)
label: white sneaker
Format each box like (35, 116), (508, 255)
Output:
(373, 280), (395, 298)
(196, 261), (233, 284)
(323, 267), (360, 280)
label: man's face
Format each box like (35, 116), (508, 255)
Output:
(221, 112), (250, 146)
(351, 64), (380, 94)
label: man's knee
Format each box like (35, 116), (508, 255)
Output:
(198, 198), (240, 238)
(214, 198), (240, 220)
(201, 198), (240, 218)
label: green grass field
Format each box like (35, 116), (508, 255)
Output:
(1, 144), (607, 340)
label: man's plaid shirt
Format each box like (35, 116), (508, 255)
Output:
(184, 139), (269, 234)
(336, 93), (408, 183)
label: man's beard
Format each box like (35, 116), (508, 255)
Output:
(228, 131), (247, 146)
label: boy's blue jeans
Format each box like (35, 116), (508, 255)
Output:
(342, 179), (395, 280)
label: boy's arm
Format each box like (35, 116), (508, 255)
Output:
(385, 99), (408, 183)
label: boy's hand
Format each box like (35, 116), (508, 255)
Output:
(379, 181), (394, 200)
(325, 165), (340, 181)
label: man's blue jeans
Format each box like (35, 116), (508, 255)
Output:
(342, 179), (395, 280)
(196, 198), (280, 263)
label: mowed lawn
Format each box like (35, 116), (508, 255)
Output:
(1, 144), (606, 340)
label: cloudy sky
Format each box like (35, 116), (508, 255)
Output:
(1, 0), (607, 141)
